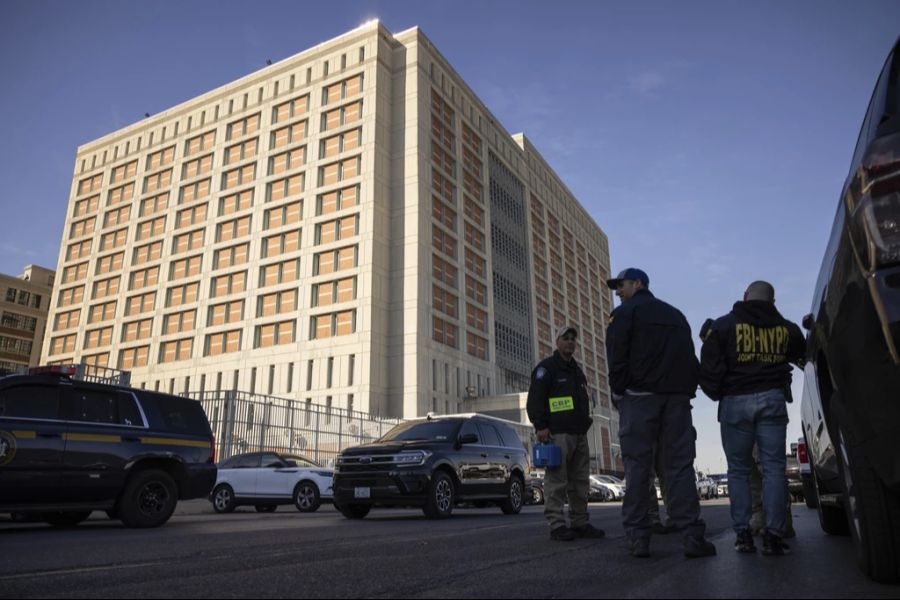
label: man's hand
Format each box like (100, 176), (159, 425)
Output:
(536, 428), (551, 442)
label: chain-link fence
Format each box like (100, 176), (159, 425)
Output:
(188, 390), (402, 466)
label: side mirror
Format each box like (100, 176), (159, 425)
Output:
(802, 313), (815, 331)
(458, 433), (479, 445)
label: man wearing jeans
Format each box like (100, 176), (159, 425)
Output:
(700, 281), (805, 556)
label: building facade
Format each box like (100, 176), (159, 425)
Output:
(41, 22), (619, 470)
(2, 265), (55, 372)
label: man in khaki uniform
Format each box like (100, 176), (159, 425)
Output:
(527, 326), (605, 541)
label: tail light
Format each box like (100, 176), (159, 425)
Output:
(797, 441), (809, 465)
(853, 190), (900, 268)
(209, 433), (217, 464)
(848, 133), (900, 270)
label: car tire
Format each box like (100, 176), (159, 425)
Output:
(118, 469), (178, 528)
(42, 511), (92, 528)
(212, 484), (237, 514)
(500, 475), (524, 515)
(255, 505), (278, 513)
(337, 503), (371, 519)
(532, 487), (544, 505)
(423, 471), (454, 519)
(837, 424), (900, 583)
(293, 481), (321, 513)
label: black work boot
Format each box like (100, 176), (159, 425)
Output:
(630, 537), (650, 558)
(684, 535), (717, 558)
(572, 523), (606, 539)
(762, 531), (790, 556)
(734, 529), (756, 553)
(550, 526), (576, 541)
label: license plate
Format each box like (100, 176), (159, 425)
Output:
(354, 487), (371, 499)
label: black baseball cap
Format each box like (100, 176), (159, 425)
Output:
(606, 268), (650, 290)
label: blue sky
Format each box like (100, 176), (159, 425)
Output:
(2, 0), (898, 470)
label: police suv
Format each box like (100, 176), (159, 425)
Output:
(0, 366), (216, 528)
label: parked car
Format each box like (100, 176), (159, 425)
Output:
(210, 452), (333, 513)
(786, 453), (803, 503)
(526, 475), (545, 505)
(0, 366), (216, 528)
(801, 35), (900, 583)
(590, 475), (625, 501)
(332, 414), (529, 519)
(696, 471), (717, 500)
(795, 438), (816, 508)
(710, 474), (728, 497)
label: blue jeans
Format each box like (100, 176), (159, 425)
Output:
(720, 388), (788, 536)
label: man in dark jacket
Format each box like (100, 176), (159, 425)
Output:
(700, 280), (805, 556)
(527, 325), (606, 542)
(606, 268), (716, 559)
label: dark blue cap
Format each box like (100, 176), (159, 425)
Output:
(606, 268), (649, 290)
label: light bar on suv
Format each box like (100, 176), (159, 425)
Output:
(28, 365), (78, 376)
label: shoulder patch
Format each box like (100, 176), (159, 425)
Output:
(535, 367), (548, 380)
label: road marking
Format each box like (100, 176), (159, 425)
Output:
(0, 560), (169, 582)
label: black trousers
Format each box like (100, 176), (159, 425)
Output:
(619, 393), (705, 540)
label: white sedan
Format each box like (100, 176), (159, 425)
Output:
(211, 452), (334, 513)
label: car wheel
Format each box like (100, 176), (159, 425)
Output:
(500, 475), (524, 515)
(337, 503), (370, 519)
(212, 484), (237, 514)
(423, 471), (454, 519)
(118, 469), (178, 528)
(255, 505), (278, 513)
(293, 481), (321, 513)
(837, 424), (900, 583)
(533, 487), (544, 505)
(42, 511), (92, 527)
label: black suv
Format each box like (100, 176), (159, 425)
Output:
(332, 415), (529, 519)
(0, 370), (216, 528)
(801, 37), (900, 582)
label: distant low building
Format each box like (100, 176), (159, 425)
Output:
(0, 265), (55, 371)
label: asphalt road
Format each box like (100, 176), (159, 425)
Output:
(0, 499), (896, 598)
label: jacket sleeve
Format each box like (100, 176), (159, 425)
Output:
(787, 322), (807, 367)
(526, 366), (551, 431)
(606, 306), (632, 396)
(699, 326), (727, 401)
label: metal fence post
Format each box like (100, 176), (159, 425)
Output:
(287, 400), (295, 453)
(313, 410), (321, 464)
(337, 411), (343, 454)
(223, 390), (237, 460)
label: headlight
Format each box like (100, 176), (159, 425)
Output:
(394, 450), (431, 466)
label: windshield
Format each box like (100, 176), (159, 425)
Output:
(380, 420), (461, 442)
(281, 454), (321, 468)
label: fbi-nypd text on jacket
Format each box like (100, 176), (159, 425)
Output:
(699, 300), (805, 400)
(526, 351), (593, 435)
(605, 289), (700, 397)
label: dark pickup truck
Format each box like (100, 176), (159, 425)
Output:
(801, 36), (900, 583)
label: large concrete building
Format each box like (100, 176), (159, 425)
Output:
(42, 22), (619, 469)
(2, 265), (55, 372)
